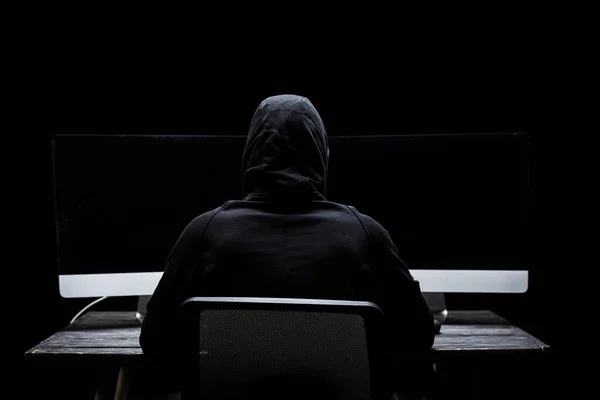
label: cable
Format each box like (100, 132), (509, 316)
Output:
(70, 296), (109, 324)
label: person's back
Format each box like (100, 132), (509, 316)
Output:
(140, 94), (436, 398)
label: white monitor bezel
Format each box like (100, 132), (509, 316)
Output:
(58, 270), (528, 298)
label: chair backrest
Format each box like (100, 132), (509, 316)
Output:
(178, 297), (387, 400)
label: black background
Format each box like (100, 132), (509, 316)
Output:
(14, 20), (574, 398)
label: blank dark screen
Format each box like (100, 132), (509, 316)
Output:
(53, 133), (530, 275)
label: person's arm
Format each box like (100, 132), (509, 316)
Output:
(139, 209), (222, 394)
(378, 229), (436, 352)
(139, 219), (198, 358)
(139, 210), (218, 359)
(353, 210), (437, 396)
(355, 209), (436, 353)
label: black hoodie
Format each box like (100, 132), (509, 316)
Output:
(140, 94), (436, 393)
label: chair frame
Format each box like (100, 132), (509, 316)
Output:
(178, 296), (388, 399)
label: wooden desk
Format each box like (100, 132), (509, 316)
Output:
(24, 310), (550, 399)
(25, 310), (548, 364)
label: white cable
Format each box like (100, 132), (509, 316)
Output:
(70, 296), (109, 324)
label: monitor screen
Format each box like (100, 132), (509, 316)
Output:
(327, 133), (531, 272)
(53, 133), (531, 296)
(53, 135), (244, 276)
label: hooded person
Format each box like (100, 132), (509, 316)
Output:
(139, 94), (437, 398)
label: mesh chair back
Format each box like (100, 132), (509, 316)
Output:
(179, 297), (386, 400)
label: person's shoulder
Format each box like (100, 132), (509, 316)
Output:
(328, 203), (389, 240)
(344, 205), (386, 233)
(181, 203), (231, 236)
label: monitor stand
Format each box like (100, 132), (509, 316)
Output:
(423, 292), (448, 324)
(136, 295), (151, 324)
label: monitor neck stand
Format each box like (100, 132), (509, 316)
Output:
(424, 292), (448, 324)
(136, 295), (151, 324)
(136, 293), (449, 325)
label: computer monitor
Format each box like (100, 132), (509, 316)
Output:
(52, 133), (531, 299)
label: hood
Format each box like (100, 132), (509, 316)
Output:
(241, 94), (329, 202)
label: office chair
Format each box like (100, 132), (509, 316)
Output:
(177, 297), (388, 400)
